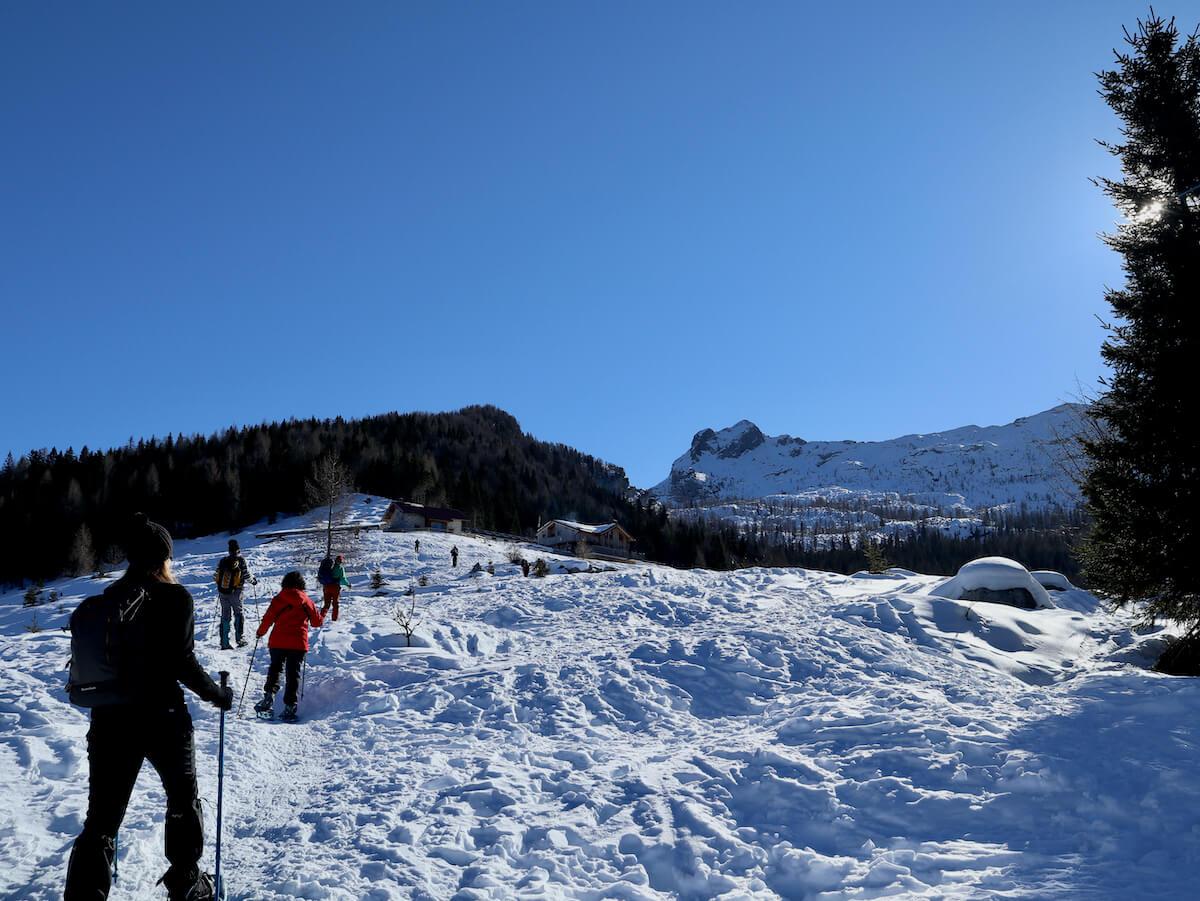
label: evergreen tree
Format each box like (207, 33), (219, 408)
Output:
(1078, 12), (1200, 628)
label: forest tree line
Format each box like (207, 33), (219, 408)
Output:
(1, 406), (631, 585)
(2, 404), (1086, 586)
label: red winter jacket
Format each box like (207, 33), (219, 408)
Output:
(257, 588), (323, 651)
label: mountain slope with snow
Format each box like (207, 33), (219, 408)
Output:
(651, 404), (1086, 514)
(3, 499), (1196, 900)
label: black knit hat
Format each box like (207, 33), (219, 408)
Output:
(228, 539), (239, 553)
(125, 513), (173, 568)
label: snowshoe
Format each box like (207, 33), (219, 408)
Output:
(253, 693), (275, 719)
(281, 704), (299, 723)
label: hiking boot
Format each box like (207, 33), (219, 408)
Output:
(253, 692), (275, 715)
(182, 873), (216, 901)
(236, 637), (248, 648)
(281, 704), (299, 723)
(162, 867), (215, 901)
(219, 644), (233, 650)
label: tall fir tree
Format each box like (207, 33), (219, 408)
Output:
(1078, 12), (1200, 629)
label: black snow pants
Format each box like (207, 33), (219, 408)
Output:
(264, 647), (307, 706)
(64, 705), (204, 900)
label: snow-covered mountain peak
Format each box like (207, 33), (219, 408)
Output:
(689, 419), (770, 463)
(655, 403), (1087, 513)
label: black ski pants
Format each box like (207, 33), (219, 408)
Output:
(264, 647), (306, 706)
(65, 705), (204, 901)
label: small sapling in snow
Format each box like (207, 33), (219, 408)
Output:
(392, 589), (419, 647)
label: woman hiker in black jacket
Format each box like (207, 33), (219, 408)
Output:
(64, 514), (234, 901)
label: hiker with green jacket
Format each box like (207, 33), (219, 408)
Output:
(317, 554), (352, 621)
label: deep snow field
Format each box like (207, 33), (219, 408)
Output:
(3, 499), (1198, 900)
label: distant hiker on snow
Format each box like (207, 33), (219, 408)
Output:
(213, 539), (257, 649)
(65, 514), (233, 901)
(254, 571), (323, 722)
(317, 554), (351, 621)
(451, 545), (458, 567)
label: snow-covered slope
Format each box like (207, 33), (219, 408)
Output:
(651, 404), (1085, 513)
(4, 500), (1197, 900)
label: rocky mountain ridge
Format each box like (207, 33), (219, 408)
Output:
(652, 403), (1086, 515)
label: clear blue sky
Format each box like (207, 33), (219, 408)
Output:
(2, 2), (1151, 488)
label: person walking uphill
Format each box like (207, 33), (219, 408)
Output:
(65, 514), (233, 901)
(254, 572), (323, 722)
(214, 539), (257, 649)
(317, 554), (351, 622)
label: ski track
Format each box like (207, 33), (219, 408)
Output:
(2, 504), (1197, 899)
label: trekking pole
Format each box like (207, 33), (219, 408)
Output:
(112, 834), (118, 884)
(237, 636), (260, 717)
(215, 671), (229, 901)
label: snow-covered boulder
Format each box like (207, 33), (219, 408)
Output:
(1031, 570), (1074, 592)
(931, 556), (1054, 610)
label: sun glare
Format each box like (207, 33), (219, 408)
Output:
(1130, 199), (1166, 223)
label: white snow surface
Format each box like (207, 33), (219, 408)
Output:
(4, 499), (1198, 900)
(930, 557), (1055, 610)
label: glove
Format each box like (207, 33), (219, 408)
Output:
(252, 578), (259, 585)
(214, 685), (234, 711)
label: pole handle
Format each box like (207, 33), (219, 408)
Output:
(219, 671), (229, 687)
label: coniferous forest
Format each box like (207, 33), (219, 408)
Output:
(1, 405), (1084, 587)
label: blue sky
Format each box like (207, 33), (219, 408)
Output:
(2, 2), (1149, 488)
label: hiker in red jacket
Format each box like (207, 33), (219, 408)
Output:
(253, 571), (323, 722)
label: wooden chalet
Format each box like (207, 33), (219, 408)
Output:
(382, 501), (468, 534)
(536, 519), (634, 557)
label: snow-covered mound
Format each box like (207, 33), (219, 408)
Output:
(931, 556), (1055, 610)
(651, 404), (1084, 513)
(3, 500), (1197, 900)
(1032, 569), (1075, 592)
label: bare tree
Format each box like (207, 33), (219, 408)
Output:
(67, 524), (96, 577)
(305, 453), (354, 558)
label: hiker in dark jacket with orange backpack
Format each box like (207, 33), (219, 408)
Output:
(213, 539), (257, 649)
(253, 571), (323, 722)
